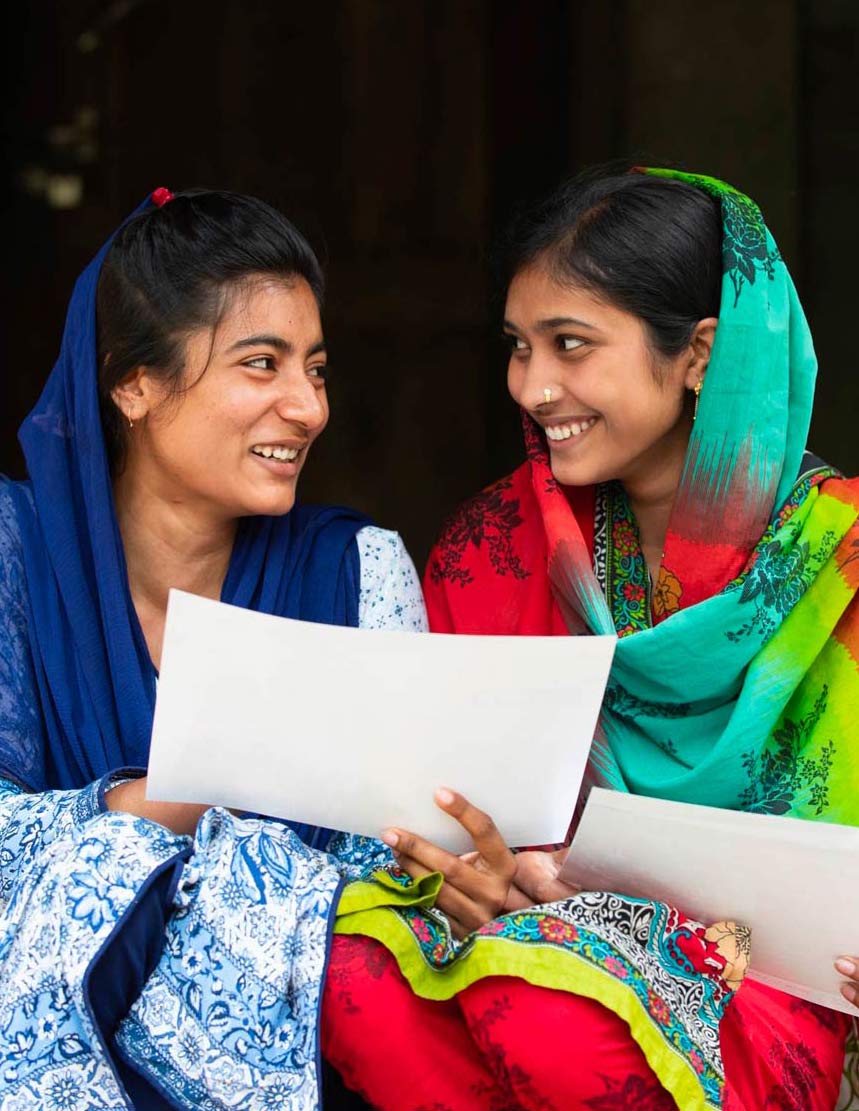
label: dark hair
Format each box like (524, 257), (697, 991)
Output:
(497, 168), (722, 362)
(96, 189), (325, 470)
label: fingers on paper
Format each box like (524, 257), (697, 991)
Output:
(434, 788), (515, 879)
(835, 957), (859, 1007)
(382, 828), (459, 876)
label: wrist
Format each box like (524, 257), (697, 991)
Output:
(105, 777), (145, 812)
(106, 777), (206, 837)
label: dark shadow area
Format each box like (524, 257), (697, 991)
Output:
(2, 0), (857, 568)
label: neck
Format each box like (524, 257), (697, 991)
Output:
(620, 419), (691, 574)
(113, 463), (236, 616)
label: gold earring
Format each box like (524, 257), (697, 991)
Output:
(693, 380), (703, 421)
(128, 415), (134, 430)
(543, 388), (552, 404)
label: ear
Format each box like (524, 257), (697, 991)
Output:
(684, 317), (718, 390)
(110, 366), (157, 424)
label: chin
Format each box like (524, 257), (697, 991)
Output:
(549, 457), (607, 488)
(230, 486), (299, 519)
(254, 493), (299, 518)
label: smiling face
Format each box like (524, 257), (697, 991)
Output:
(114, 276), (328, 522)
(504, 263), (709, 492)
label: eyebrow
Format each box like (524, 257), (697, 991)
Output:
(227, 333), (327, 357)
(503, 316), (601, 333)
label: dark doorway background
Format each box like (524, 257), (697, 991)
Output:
(3, 0), (857, 568)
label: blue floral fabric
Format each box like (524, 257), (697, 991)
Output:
(0, 795), (189, 1110)
(0, 492), (427, 1109)
(114, 810), (391, 1110)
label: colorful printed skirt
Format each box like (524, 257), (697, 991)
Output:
(322, 871), (848, 1110)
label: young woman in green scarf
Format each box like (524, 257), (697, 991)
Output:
(320, 169), (859, 1110)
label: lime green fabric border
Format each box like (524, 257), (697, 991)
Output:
(335, 906), (718, 1111)
(336, 869), (443, 915)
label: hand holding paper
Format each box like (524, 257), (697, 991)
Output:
(388, 792), (581, 933)
(383, 787), (518, 937)
(560, 788), (859, 1013)
(147, 590), (617, 854)
(505, 847), (580, 910)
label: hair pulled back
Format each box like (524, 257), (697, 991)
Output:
(498, 168), (723, 361)
(96, 189), (324, 469)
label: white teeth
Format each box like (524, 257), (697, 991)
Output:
(545, 418), (597, 442)
(252, 445), (300, 462)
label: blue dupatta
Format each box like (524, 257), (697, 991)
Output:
(2, 195), (368, 834)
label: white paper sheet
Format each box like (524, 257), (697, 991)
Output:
(147, 590), (616, 852)
(559, 788), (859, 1012)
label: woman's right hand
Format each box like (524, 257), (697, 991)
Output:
(501, 848), (581, 912)
(106, 775), (209, 837)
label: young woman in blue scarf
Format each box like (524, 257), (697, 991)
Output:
(0, 188), (426, 1109)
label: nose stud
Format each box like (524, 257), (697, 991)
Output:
(543, 388), (552, 404)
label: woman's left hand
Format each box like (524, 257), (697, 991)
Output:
(835, 956), (859, 1008)
(381, 789), (517, 938)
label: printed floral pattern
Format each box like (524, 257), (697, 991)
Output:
(727, 533), (835, 642)
(643, 170), (781, 308)
(652, 567), (682, 621)
(428, 477), (531, 587)
(740, 686), (835, 817)
(601, 684), (691, 722)
(0, 793), (187, 1109)
(355, 526), (428, 632)
(724, 470), (837, 643)
(378, 886), (751, 1108)
(115, 811), (386, 1110)
(726, 526), (838, 641)
(584, 1074), (678, 1110)
(0, 784), (394, 1111)
(593, 483), (650, 635)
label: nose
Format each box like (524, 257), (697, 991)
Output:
(519, 350), (560, 410)
(273, 370), (327, 430)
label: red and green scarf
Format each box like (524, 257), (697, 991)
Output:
(425, 170), (859, 823)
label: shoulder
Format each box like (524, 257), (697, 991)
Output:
(426, 465), (536, 590)
(356, 526), (427, 632)
(356, 524), (410, 568)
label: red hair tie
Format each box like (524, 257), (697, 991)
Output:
(151, 187), (174, 207)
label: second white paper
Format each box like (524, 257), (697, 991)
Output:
(560, 788), (859, 1012)
(147, 590), (616, 852)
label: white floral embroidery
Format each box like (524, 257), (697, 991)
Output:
(356, 526), (428, 632)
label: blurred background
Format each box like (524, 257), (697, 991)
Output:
(2, 0), (857, 567)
